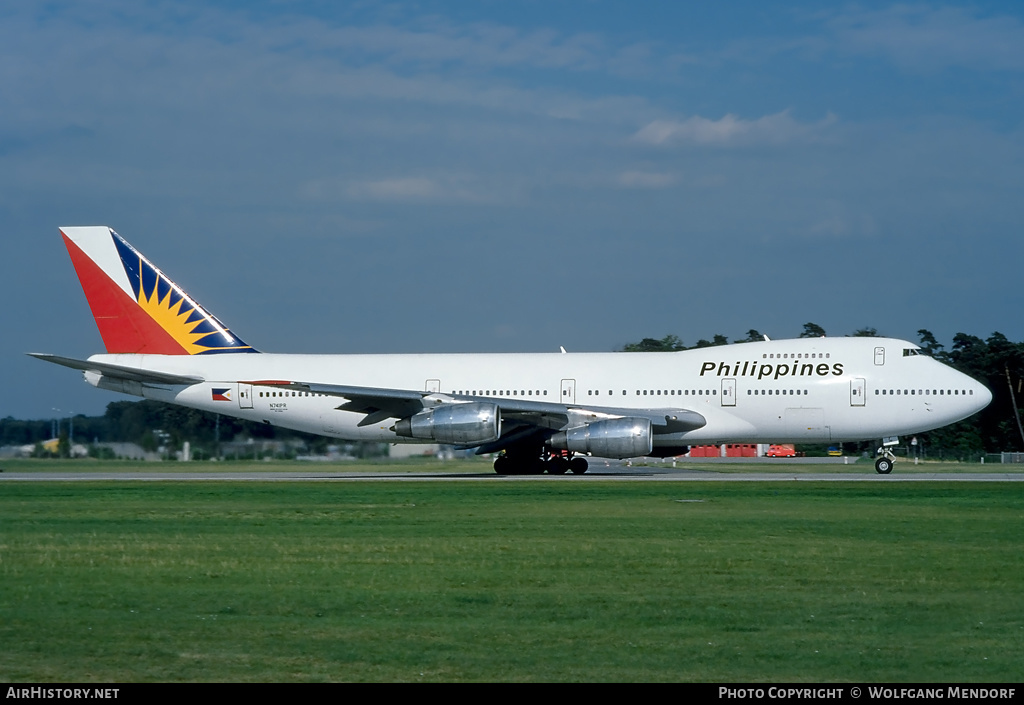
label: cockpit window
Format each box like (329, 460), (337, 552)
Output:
(903, 348), (927, 357)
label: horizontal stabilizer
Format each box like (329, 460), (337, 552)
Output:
(27, 353), (204, 385)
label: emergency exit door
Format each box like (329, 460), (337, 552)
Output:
(238, 383), (253, 409)
(561, 379), (576, 404)
(721, 378), (736, 406)
(851, 378), (866, 406)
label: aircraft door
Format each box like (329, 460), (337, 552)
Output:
(721, 378), (736, 407)
(238, 383), (253, 409)
(851, 378), (866, 406)
(560, 379), (576, 404)
(874, 347), (886, 365)
(425, 379), (441, 393)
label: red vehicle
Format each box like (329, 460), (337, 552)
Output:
(766, 444), (797, 458)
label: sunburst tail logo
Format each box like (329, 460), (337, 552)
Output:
(110, 234), (257, 355)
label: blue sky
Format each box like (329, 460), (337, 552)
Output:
(3, 1), (1023, 419)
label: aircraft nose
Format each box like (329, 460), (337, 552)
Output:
(975, 381), (993, 411)
(958, 369), (993, 413)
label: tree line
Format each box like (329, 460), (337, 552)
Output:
(620, 322), (878, 352)
(0, 400), (331, 459)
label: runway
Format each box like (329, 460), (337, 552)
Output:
(3, 467), (1023, 482)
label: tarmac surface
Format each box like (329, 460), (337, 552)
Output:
(2, 463), (1022, 483)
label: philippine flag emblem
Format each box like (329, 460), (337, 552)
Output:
(212, 388), (232, 402)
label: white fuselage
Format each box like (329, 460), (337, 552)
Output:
(82, 336), (991, 451)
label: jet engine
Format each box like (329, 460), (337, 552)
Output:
(548, 417), (653, 459)
(394, 402), (501, 445)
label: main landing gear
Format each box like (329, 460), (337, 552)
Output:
(493, 449), (588, 475)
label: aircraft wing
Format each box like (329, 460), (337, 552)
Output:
(28, 353), (205, 385)
(253, 380), (706, 437)
(473, 396), (705, 433)
(250, 380), (433, 427)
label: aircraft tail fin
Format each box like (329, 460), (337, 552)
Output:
(59, 226), (258, 355)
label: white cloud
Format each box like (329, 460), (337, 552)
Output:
(349, 177), (444, 200)
(316, 175), (499, 204)
(804, 213), (878, 240)
(830, 6), (1024, 72)
(257, 17), (607, 73)
(632, 110), (836, 147)
(616, 170), (675, 189)
(0, 4), (660, 136)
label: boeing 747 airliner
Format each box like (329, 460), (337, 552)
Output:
(32, 227), (992, 474)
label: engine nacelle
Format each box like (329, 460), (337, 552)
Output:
(549, 417), (653, 459)
(394, 402), (501, 445)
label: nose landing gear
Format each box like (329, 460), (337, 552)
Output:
(874, 443), (897, 474)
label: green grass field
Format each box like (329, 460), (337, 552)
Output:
(0, 456), (481, 474)
(1, 472), (1022, 682)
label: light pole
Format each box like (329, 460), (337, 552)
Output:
(51, 408), (75, 455)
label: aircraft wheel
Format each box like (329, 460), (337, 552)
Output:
(569, 457), (589, 474)
(493, 455), (512, 475)
(547, 457), (569, 475)
(875, 457), (894, 475)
